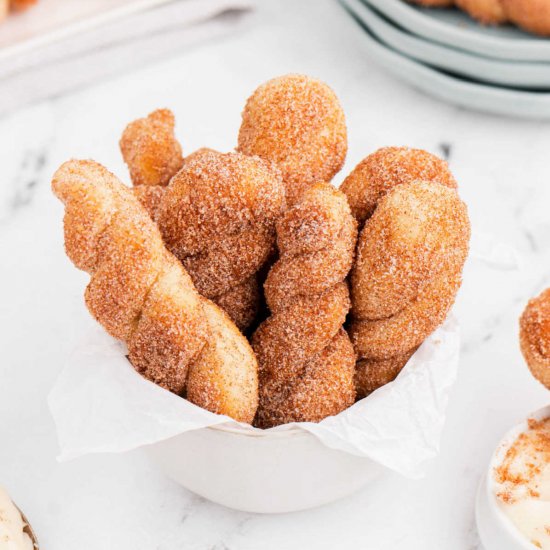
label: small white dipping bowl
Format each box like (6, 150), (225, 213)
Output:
(146, 422), (386, 514)
(476, 404), (550, 550)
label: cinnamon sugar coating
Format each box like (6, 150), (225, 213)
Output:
(238, 74), (347, 204)
(187, 300), (259, 422)
(214, 276), (261, 334)
(120, 109), (184, 187)
(351, 178), (466, 320)
(52, 159), (258, 423)
(341, 147), (456, 227)
(350, 181), (470, 360)
(520, 288), (550, 390)
(252, 183), (358, 427)
(156, 149), (285, 331)
(354, 349), (416, 399)
(133, 184), (165, 220)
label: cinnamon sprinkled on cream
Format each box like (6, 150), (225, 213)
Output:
(494, 417), (550, 549)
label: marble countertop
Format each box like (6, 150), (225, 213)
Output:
(1, 0), (549, 548)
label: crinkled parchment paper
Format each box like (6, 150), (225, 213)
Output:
(49, 316), (460, 478)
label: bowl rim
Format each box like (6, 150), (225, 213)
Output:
(484, 404), (550, 549)
(15, 504), (39, 549)
(208, 421), (311, 439)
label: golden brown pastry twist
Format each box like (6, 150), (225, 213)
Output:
(349, 180), (470, 362)
(52, 159), (258, 423)
(120, 109), (184, 188)
(341, 147), (461, 393)
(156, 149), (286, 331)
(252, 182), (358, 427)
(354, 349), (417, 399)
(341, 146), (457, 228)
(120, 109), (183, 222)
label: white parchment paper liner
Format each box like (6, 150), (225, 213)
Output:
(49, 315), (460, 479)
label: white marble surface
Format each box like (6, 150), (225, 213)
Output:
(1, 0), (549, 548)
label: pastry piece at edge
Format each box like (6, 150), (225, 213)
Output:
(520, 288), (550, 390)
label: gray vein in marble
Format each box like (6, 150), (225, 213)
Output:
(461, 272), (550, 354)
(2, 147), (47, 223)
(438, 142), (453, 161)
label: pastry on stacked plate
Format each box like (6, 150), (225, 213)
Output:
(340, 0), (550, 119)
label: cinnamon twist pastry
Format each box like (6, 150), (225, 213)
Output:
(131, 148), (216, 221)
(341, 146), (457, 228)
(349, 180), (470, 362)
(520, 288), (550, 390)
(120, 109), (184, 188)
(133, 184), (165, 220)
(238, 74), (347, 205)
(52, 159), (258, 423)
(409, 0), (550, 36)
(156, 149), (286, 331)
(252, 182), (358, 427)
(354, 349), (417, 399)
(120, 109), (183, 219)
(341, 148), (461, 393)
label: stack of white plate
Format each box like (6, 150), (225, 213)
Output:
(340, 0), (550, 119)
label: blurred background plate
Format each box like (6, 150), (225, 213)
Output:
(352, 0), (550, 89)
(341, 0), (550, 119)
(364, 0), (550, 62)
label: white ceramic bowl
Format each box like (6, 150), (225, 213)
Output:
(146, 423), (386, 514)
(476, 404), (550, 550)
(49, 321), (459, 514)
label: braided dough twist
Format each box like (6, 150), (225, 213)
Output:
(156, 149), (286, 331)
(120, 109), (184, 188)
(354, 349), (417, 399)
(520, 288), (550, 390)
(342, 147), (461, 393)
(341, 146), (457, 228)
(349, 180), (470, 361)
(52, 159), (258, 423)
(252, 182), (358, 427)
